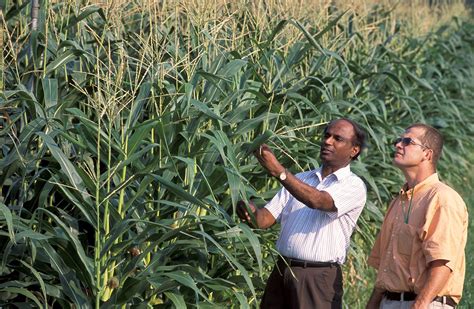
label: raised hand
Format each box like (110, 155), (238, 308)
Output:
(253, 144), (285, 177)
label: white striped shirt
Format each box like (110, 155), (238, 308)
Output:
(265, 164), (366, 264)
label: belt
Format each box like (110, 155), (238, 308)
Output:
(384, 291), (456, 307)
(280, 256), (339, 268)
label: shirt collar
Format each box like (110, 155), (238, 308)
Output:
(399, 173), (440, 197)
(315, 164), (352, 182)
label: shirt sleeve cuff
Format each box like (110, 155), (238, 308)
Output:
(264, 204), (281, 222)
(424, 253), (454, 271)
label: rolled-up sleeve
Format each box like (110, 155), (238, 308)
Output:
(264, 187), (290, 222)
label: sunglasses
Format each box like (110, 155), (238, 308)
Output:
(393, 137), (430, 149)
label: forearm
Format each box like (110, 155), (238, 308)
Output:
(254, 208), (276, 229)
(237, 201), (275, 229)
(280, 171), (335, 212)
(366, 287), (385, 309)
(253, 144), (335, 212)
(412, 260), (451, 308)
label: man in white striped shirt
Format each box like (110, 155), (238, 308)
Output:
(237, 118), (367, 309)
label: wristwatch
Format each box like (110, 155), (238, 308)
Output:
(278, 169), (287, 181)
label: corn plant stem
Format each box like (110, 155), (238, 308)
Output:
(27, 0), (39, 92)
(103, 121), (113, 291)
(146, 89), (157, 267)
(118, 133), (128, 218)
(92, 20), (109, 303)
(175, 4), (179, 92)
(30, 0), (39, 31)
(42, 0), (48, 78)
(146, 85), (157, 303)
(62, 0), (73, 84)
(0, 9), (4, 91)
(94, 107), (102, 309)
(102, 127), (129, 301)
(157, 69), (164, 218)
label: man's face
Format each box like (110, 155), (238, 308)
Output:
(320, 120), (359, 166)
(393, 127), (429, 168)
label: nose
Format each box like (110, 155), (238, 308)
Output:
(323, 136), (333, 145)
(394, 140), (403, 150)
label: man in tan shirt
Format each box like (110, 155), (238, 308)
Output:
(366, 123), (468, 309)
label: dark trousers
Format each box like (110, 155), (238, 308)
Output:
(261, 258), (343, 309)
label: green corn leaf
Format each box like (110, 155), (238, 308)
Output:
(238, 223), (263, 276)
(0, 287), (43, 307)
(15, 230), (51, 241)
(164, 291), (187, 308)
(153, 174), (207, 208)
(116, 277), (148, 304)
(266, 20), (289, 45)
(42, 78), (58, 111)
(314, 10), (348, 41)
(127, 119), (160, 154)
(241, 130), (273, 156)
(163, 271), (208, 301)
(64, 6), (106, 29)
(196, 231), (256, 299)
(39, 241), (90, 306)
(402, 66), (434, 91)
(234, 292), (250, 309)
(290, 19), (326, 55)
(125, 82), (152, 134)
(190, 99), (229, 124)
(37, 132), (88, 199)
(219, 59), (247, 77)
(0, 203), (15, 243)
(19, 260), (48, 306)
(45, 49), (83, 75)
(51, 174), (96, 228)
(38, 208), (94, 289)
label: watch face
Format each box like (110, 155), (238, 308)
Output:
(279, 171), (287, 181)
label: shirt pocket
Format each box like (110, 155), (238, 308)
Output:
(397, 223), (418, 256)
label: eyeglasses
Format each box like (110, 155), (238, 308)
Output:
(393, 137), (430, 149)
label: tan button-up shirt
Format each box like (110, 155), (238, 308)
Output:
(368, 173), (468, 303)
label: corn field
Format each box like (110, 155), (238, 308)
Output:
(0, 0), (473, 307)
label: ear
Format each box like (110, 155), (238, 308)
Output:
(423, 148), (433, 162)
(350, 145), (361, 159)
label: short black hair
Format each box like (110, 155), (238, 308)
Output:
(325, 118), (367, 161)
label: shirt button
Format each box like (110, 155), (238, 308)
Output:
(383, 269), (387, 272)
